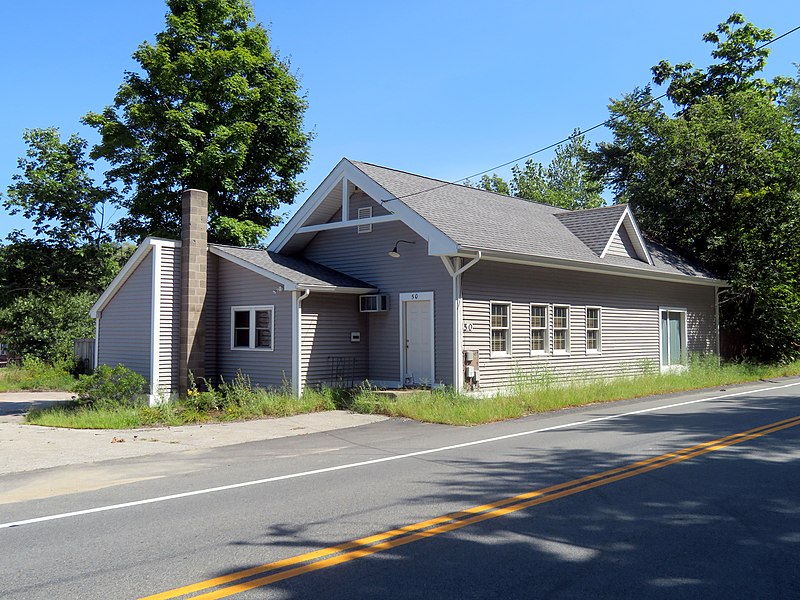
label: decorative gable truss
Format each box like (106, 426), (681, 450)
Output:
(269, 158), (457, 256)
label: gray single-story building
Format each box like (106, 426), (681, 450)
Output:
(91, 159), (726, 402)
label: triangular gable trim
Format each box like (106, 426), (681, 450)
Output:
(90, 237), (180, 318)
(268, 158), (458, 255)
(600, 206), (653, 265)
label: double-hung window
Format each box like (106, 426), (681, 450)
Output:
(530, 304), (548, 354)
(490, 302), (511, 355)
(586, 307), (601, 352)
(231, 306), (274, 351)
(553, 305), (570, 353)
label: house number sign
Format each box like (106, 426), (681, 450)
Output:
(463, 322), (474, 332)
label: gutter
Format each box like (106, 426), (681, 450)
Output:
(456, 246), (728, 288)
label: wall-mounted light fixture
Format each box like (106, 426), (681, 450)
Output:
(388, 240), (416, 258)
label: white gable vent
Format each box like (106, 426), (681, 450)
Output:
(359, 294), (388, 312)
(357, 206), (372, 233)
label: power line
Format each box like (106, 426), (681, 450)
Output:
(387, 24), (799, 203)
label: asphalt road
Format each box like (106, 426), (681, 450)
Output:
(2, 378), (799, 599)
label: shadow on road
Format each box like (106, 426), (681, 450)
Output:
(205, 392), (800, 598)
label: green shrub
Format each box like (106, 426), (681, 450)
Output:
(74, 364), (147, 408)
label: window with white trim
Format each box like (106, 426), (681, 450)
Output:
(231, 306), (274, 351)
(357, 206), (372, 233)
(490, 302), (511, 355)
(660, 308), (687, 368)
(530, 304), (548, 354)
(586, 307), (601, 352)
(553, 305), (570, 352)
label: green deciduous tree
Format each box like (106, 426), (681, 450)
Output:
(83, 0), (312, 244)
(469, 131), (604, 210)
(1, 128), (133, 362)
(589, 13), (800, 362)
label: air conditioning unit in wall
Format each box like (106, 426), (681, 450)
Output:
(359, 294), (389, 313)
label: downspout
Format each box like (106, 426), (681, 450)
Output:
(715, 286), (721, 363)
(292, 289), (310, 396)
(441, 252), (481, 392)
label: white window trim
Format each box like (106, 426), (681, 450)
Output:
(231, 305), (275, 351)
(357, 206), (373, 233)
(659, 306), (688, 371)
(585, 306), (601, 354)
(490, 301), (512, 358)
(552, 304), (570, 354)
(530, 303), (549, 356)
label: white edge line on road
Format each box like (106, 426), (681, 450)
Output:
(3, 380), (799, 530)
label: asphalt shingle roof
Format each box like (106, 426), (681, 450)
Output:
(350, 160), (717, 281)
(212, 245), (376, 290)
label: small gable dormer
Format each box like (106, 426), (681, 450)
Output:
(556, 204), (653, 265)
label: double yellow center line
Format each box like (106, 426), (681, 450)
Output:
(142, 413), (800, 599)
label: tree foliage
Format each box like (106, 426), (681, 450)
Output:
(1, 129), (133, 362)
(83, 0), (312, 244)
(589, 13), (800, 362)
(470, 131), (604, 210)
(4, 127), (116, 249)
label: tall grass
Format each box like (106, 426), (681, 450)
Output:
(23, 359), (800, 429)
(358, 357), (800, 426)
(0, 357), (76, 393)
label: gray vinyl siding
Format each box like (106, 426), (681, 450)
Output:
(606, 227), (637, 258)
(302, 220), (453, 385)
(348, 190), (390, 219)
(215, 257), (293, 388)
(462, 261), (717, 390)
(97, 250), (153, 383)
(156, 246), (180, 393)
(301, 294), (369, 388)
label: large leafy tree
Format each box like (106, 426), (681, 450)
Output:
(84, 0), (312, 244)
(589, 14), (800, 362)
(471, 131), (604, 210)
(1, 128), (132, 362)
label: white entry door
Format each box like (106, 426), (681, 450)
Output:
(402, 293), (433, 386)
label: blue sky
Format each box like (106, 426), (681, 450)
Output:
(1, 1), (797, 241)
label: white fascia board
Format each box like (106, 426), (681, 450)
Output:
(378, 197), (458, 255)
(297, 213), (401, 233)
(209, 246), (298, 290)
(269, 158), (351, 252)
(621, 207), (654, 265)
(459, 246), (728, 287)
(600, 207), (653, 265)
(90, 237), (175, 318)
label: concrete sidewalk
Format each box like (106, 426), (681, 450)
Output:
(0, 392), (388, 476)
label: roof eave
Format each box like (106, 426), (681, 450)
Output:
(456, 246), (728, 287)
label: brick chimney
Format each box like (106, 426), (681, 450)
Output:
(179, 189), (208, 395)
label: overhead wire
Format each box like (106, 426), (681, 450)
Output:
(385, 24), (800, 203)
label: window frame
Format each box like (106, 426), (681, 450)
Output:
(530, 303), (549, 355)
(489, 301), (512, 357)
(230, 305), (274, 351)
(552, 304), (570, 354)
(659, 307), (688, 370)
(585, 306), (601, 354)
